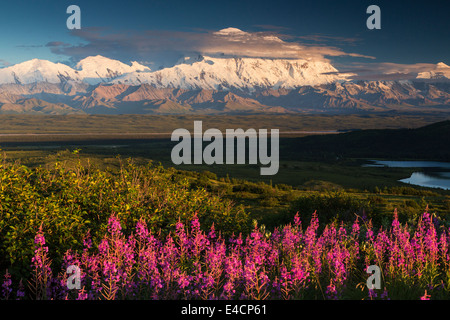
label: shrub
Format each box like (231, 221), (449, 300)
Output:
(301, 180), (343, 192)
(275, 183), (293, 191)
(260, 196), (279, 207)
(288, 191), (373, 225)
(0, 159), (250, 278)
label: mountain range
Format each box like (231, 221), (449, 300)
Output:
(0, 51), (449, 115)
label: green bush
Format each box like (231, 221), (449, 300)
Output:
(0, 159), (251, 278)
(275, 183), (293, 191)
(289, 191), (374, 225)
(260, 196), (279, 207)
(281, 190), (297, 202)
(200, 170), (218, 180)
(232, 181), (272, 195)
(444, 199), (450, 211)
(367, 194), (386, 204)
(301, 180), (343, 192)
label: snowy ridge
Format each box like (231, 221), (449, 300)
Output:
(0, 55), (151, 86)
(417, 62), (450, 80)
(0, 59), (82, 85)
(0, 54), (448, 91)
(75, 55), (151, 84)
(112, 55), (349, 90)
(0, 54), (350, 90)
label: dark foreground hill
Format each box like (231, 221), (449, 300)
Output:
(284, 120), (450, 161)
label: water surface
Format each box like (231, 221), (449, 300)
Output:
(364, 160), (450, 190)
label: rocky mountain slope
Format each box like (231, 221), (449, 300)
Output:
(0, 53), (448, 115)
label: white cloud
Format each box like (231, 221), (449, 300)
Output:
(49, 27), (375, 67)
(330, 62), (450, 80)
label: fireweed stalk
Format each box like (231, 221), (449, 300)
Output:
(2, 210), (450, 300)
(28, 225), (53, 300)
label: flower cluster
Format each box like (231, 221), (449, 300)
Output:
(3, 210), (450, 300)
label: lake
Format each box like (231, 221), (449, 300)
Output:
(364, 160), (450, 190)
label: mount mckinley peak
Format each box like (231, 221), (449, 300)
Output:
(0, 51), (449, 115)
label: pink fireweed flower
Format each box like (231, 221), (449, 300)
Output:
(2, 271), (12, 300)
(223, 251), (243, 298)
(423, 213), (439, 264)
(30, 226), (52, 300)
(281, 225), (298, 256)
(326, 245), (349, 287)
(208, 223), (216, 240)
(103, 260), (118, 276)
(293, 212), (301, 229)
(279, 264), (292, 298)
(368, 288), (377, 299)
(380, 287), (390, 300)
(83, 230), (92, 249)
(373, 228), (390, 265)
(16, 280), (25, 300)
(76, 288), (88, 300)
(338, 222), (347, 242)
(304, 211), (319, 248)
(107, 214), (122, 235)
(177, 272), (191, 290)
(366, 220), (374, 242)
(19, 207), (450, 300)
(31, 228), (50, 268)
(439, 231), (449, 263)
(325, 281), (338, 300)
(34, 233), (46, 246)
(98, 238), (110, 255)
(420, 290), (431, 300)
(352, 217), (360, 238)
(136, 219), (149, 240)
(392, 209), (400, 231)
(321, 224), (337, 247)
(191, 212), (201, 233)
(175, 219), (191, 259)
(291, 254), (309, 285)
(190, 214), (209, 259)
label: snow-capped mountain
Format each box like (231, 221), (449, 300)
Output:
(417, 62), (450, 80)
(0, 59), (81, 85)
(75, 55), (151, 84)
(0, 53), (448, 91)
(0, 52), (350, 90)
(0, 55), (150, 86)
(0, 48), (449, 114)
(112, 55), (348, 90)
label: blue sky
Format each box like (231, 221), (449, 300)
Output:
(0, 0), (448, 77)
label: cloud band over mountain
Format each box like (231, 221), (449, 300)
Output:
(42, 26), (450, 82)
(47, 27), (375, 69)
